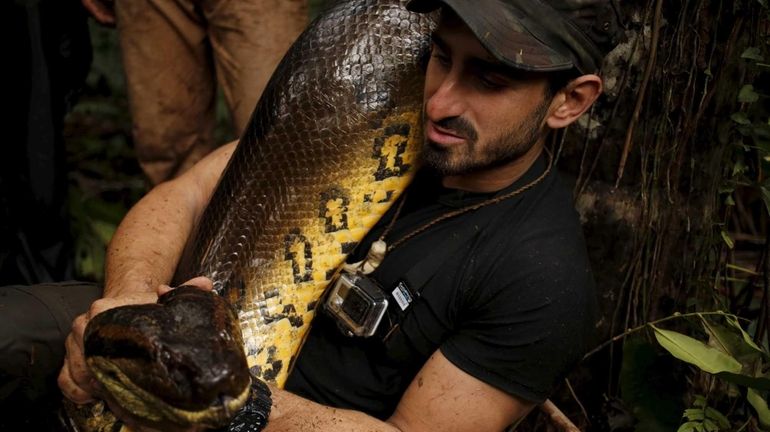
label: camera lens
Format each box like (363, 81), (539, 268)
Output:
(341, 290), (371, 324)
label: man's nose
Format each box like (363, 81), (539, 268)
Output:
(425, 74), (465, 121)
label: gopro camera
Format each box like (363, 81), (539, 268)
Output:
(324, 272), (388, 337)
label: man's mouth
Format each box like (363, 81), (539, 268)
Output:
(426, 120), (467, 147)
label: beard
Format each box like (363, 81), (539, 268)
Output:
(422, 98), (550, 177)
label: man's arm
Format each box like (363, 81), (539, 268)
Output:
(102, 141), (236, 299)
(267, 350), (534, 432)
(58, 141), (237, 404)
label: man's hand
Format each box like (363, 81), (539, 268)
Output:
(81, 0), (116, 26)
(54, 139), (233, 427)
(58, 290), (157, 404)
(157, 276), (214, 296)
(58, 277), (214, 405)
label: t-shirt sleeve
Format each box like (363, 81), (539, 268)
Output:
(439, 225), (597, 403)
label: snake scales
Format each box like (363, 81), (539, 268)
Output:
(64, 1), (436, 430)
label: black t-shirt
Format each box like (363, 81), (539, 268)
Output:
(284, 155), (597, 419)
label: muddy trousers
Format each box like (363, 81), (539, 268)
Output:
(116, 0), (309, 184)
(0, 282), (100, 430)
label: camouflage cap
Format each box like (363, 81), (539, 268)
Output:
(406, 0), (622, 74)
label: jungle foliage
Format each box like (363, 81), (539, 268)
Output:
(523, 0), (770, 430)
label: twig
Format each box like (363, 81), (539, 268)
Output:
(583, 311), (749, 361)
(540, 400), (580, 432)
(757, 230), (770, 343)
(615, 0), (663, 188)
(735, 415), (753, 432)
(565, 378), (590, 427)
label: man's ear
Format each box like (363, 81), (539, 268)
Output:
(545, 74), (603, 129)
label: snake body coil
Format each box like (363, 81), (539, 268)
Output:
(68, 1), (436, 430)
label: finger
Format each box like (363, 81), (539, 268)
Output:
(87, 293), (158, 320)
(71, 314), (88, 350)
(182, 276), (214, 292)
(157, 284), (175, 296)
(58, 357), (96, 404)
(64, 333), (98, 393)
(158, 277), (214, 296)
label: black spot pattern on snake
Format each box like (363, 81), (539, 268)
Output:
(372, 123), (411, 181)
(320, 188), (350, 233)
(283, 229), (313, 284)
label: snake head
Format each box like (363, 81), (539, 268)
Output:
(84, 286), (251, 429)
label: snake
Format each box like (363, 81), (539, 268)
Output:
(63, 1), (436, 430)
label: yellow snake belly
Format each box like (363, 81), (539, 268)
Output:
(64, 1), (436, 430)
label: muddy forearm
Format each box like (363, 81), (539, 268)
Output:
(102, 142), (236, 299)
(102, 180), (199, 298)
(266, 387), (401, 432)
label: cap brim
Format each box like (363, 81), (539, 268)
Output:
(407, 0), (574, 72)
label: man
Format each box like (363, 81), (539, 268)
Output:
(6, 0), (621, 430)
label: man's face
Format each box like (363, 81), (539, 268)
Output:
(422, 13), (553, 176)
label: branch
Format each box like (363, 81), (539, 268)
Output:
(540, 400), (580, 432)
(615, 0), (663, 187)
(583, 311), (749, 361)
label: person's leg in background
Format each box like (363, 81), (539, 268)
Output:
(115, 0), (218, 185)
(116, 0), (309, 185)
(204, 0), (308, 148)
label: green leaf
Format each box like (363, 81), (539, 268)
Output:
(761, 181), (770, 216)
(705, 406), (731, 429)
(718, 185), (735, 195)
(701, 316), (766, 361)
(652, 325), (743, 374)
(747, 389), (770, 427)
(737, 125), (753, 137)
(720, 230), (735, 249)
(698, 317), (770, 390)
(741, 47), (765, 61)
(715, 371), (770, 391)
(731, 112), (752, 125)
(703, 418), (718, 432)
(694, 395), (707, 408)
(679, 421), (707, 432)
(685, 409), (705, 421)
(738, 85), (760, 103)
(92, 219), (117, 246)
(723, 315), (766, 356)
(703, 320), (742, 356)
(733, 160), (748, 176)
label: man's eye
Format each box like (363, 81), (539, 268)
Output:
(431, 53), (450, 67)
(478, 74), (507, 90)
